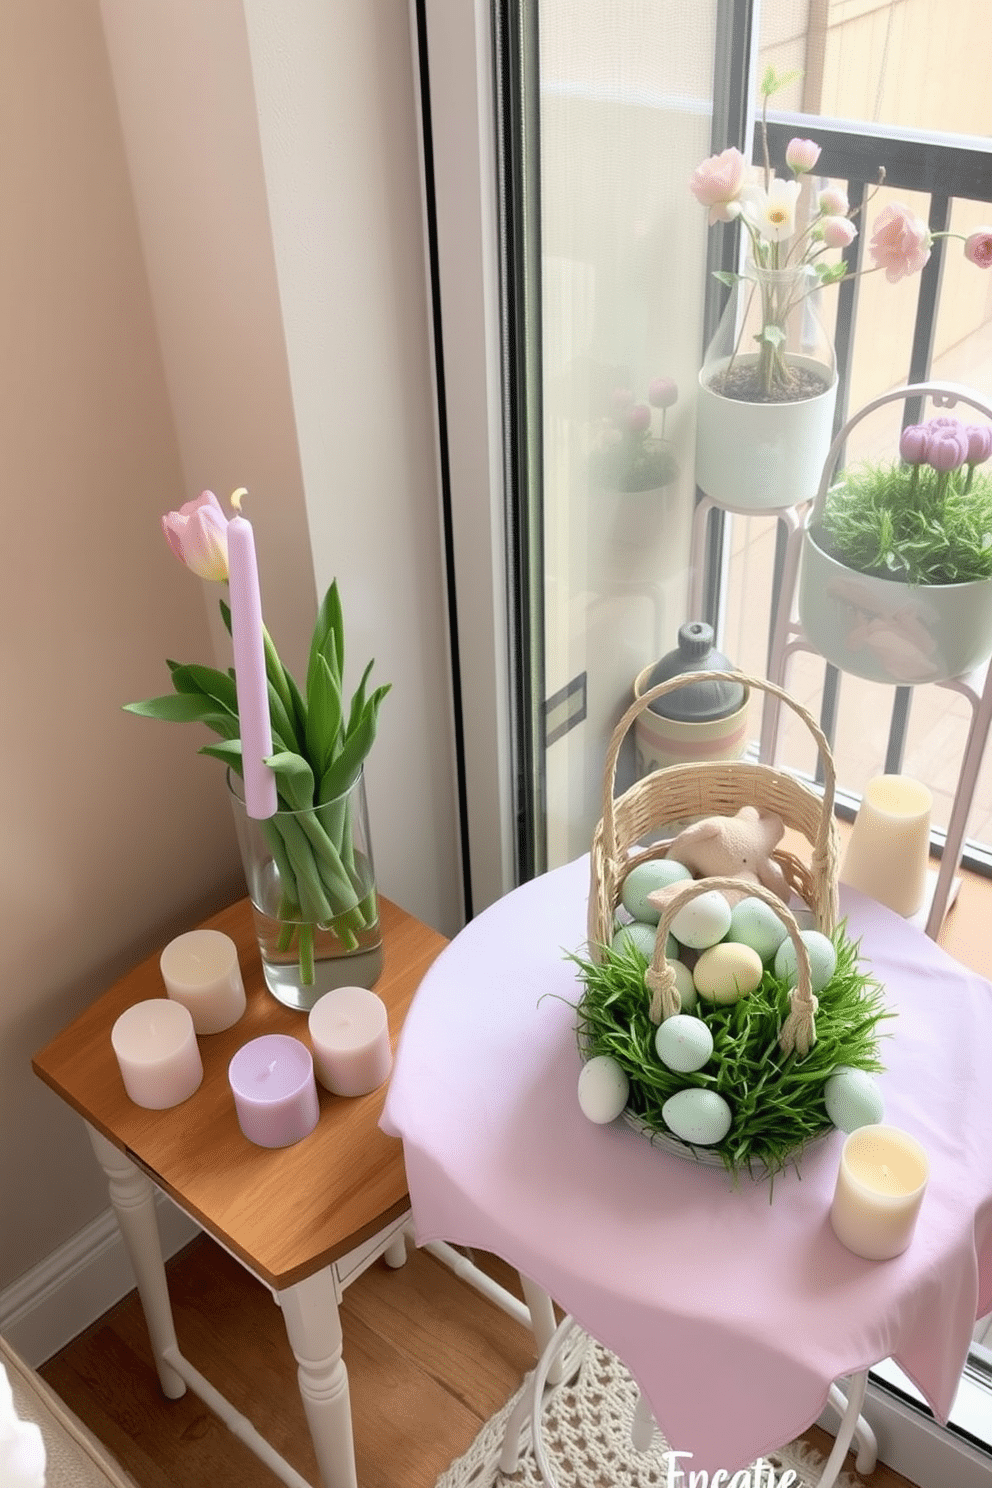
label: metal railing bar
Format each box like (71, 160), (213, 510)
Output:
(763, 114), (992, 200)
(884, 688), (913, 775)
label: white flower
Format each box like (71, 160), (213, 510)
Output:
(743, 177), (802, 243)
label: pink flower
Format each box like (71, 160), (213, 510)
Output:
(820, 216), (857, 250)
(625, 404), (651, 435)
(868, 203), (932, 283)
(162, 490), (230, 581)
(899, 425), (930, 465)
(964, 229), (992, 269)
(690, 147), (749, 225)
(817, 186), (849, 216)
(927, 423), (970, 472)
(648, 377), (678, 409)
(785, 138), (821, 174)
(966, 424), (992, 464)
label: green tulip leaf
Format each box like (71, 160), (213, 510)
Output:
(265, 751), (316, 812)
(199, 740), (243, 774)
(306, 654), (343, 778)
(124, 694), (231, 726)
(346, 658), (376, 738)
(307, 581), (344, 697)
(168, 663), (240, 715)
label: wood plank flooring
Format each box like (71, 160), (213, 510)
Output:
(40, 1230), (919, 1488)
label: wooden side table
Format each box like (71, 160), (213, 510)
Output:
(32, 895), (447, 1488)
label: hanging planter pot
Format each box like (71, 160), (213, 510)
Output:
(694, 262), (838, 512)
(798, 381), (992, 685)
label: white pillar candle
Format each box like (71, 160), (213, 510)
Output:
(228, 1034), (320, 1148)
(159, 929), (247, 1035)
(111, 1000), (203, 1109)
(308, 986), (392, 1097)
(841, 774), (932, 917)
(830, 1124), (929, 1261)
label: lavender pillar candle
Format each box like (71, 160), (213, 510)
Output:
(228, 1034), (319, 1148)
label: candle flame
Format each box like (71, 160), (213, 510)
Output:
(230, 487), (249, 513)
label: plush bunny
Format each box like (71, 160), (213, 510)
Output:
(648, 804), (789, 913)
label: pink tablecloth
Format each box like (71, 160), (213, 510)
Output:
(381, 855), (992, 1474)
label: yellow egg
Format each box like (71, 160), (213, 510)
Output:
(693, 941), (764, 1004)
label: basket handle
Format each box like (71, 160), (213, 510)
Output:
(600, 670), (836, 862)
(645, 876), (818, 1057)
(808, 379), (992, 524)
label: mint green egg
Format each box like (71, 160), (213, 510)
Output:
(620, 859), (693, 925)
(774, 930), (837, 992)
(824, 1066), (885, 1133)
(728, 897), (789, 962)
(672, 959), (698, 1013)
(611, 921), (678, 961)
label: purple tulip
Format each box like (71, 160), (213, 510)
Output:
(648, 377), (678, 409)
(927, 424), (971, 472)
(966, 424), (992, 465)
(161, 490), (230, 581)
(899, 425), (930, 465)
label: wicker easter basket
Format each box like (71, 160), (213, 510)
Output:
(585, 670), (844, 1169)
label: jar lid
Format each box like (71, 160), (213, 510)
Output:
(644, 622), (747, 721)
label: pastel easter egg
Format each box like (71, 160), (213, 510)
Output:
(693, 942), (764, 1005)
(824, 1066), (885, 1133)
(611, 921), (678, 962)
(620, 859), (693, 924)
(662, 1088), (732, 1146)
(671, 959), (698, 1013)
(577, 1055), (629, 1124)
(728, 897), (789, 962)
(669, 890), (732, 951)
(774, 930), (837, 992)
(655, 1014), (714, 1073)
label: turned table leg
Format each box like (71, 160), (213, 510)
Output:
(277, 1267), (357, 1488)
(86, 1124), (185, 1400)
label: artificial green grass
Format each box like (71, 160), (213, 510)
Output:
(572, 924), (891, 1179)
(817, 462), (992, 587)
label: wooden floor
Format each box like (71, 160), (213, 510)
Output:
(40, 1229), (920, 1488)
(37, 866), (992, 1488)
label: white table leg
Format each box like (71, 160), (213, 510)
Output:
(277, 1268), (357, 1488)
(86, 1124), (185, 1400)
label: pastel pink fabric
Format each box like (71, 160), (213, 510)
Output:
(381, 855), (992, 1476)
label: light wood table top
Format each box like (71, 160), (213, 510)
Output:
(33, 896), (447, 1290)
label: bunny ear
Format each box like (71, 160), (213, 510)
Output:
(736, 804), (760, 821)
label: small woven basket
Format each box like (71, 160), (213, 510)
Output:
(588, 670), (840, 955)
(585, 671), (843, 1168)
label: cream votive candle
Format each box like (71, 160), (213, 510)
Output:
(841, 775), (933, 918)
(228, 1034), (320, 1148)
(308, 986), (392, 1097)
(111, 1000), (203, 1109)
(160, 928), (247, 1035)
(830, 1124), (929, 1261)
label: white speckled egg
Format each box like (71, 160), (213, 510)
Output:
(620, 860), (693, 924)
(655, 1014), (714, 1073)
(728, 897), (789, 962)
(824, 1066), (885, 1133)
(671, 960), (698, 1013)
(670, 890), (732, 950)
(774, 930), (837, 991)
(693, 941), (764, 1004)
(611, 921), (678, 962)
(577, 1056), (630, 1124)
(662, 1088), (733, 1146)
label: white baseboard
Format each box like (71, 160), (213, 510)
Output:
(0, 1197), (200, 1368)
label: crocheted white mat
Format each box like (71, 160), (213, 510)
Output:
(435, 1334), (863, 1488)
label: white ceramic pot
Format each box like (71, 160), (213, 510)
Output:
(799, 530), (992, 685)
(695, 356), (837, 511)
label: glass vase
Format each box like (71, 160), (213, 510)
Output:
(695, 260), (838, 510)
(228, 770), (384, 1011)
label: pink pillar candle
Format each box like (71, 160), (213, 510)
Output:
(160, 929), (246, 1034)
(227, 505), (278, 821)
(111, 1000), (203, 1109)
(228, 1034), (320, 1148)
(308, 986), (392, 1097)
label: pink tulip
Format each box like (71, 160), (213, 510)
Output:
(161, 490), (230, 582)
(927, 423), (970, 472)
(820, 215), (857, 249)
(964, 230), (992, 269)
(966, 424), (992, 464)
(817, 186), (849, 216)
(690, 147), (749, 225)
(785, 137), (821, 174)
(626, 404), (651, 435)
(899, 425), (930, 465)
(868, 203), (932, 283)
(648, 377), (678, 409)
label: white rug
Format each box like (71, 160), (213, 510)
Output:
(436, 1334), (863, 1488)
